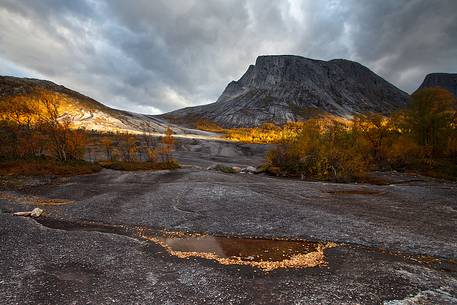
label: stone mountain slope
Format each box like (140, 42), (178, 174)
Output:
(417, 73), (457, 97)
(163, 55), (409, 127)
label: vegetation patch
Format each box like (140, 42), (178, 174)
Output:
(100, 160), (180, 171)
(0, 159), (102, 177)
(224, 121), (308, 144)
(0, 89), (180, 176)
(264, 88), (457, 182)
(195, 119), (225, 133)
(212, 164), (239, 174)
(418, 159), (457, 181)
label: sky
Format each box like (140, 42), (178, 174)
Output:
(0, 0), (456, 114)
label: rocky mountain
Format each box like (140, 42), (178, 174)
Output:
(0, 76), (210, 136)
(163, 55), (409, 127)
(417, 73), (457, 97)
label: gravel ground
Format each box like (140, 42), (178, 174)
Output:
(1, 140), (456, 304)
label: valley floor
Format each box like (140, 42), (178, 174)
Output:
(1, 140), (456, 305)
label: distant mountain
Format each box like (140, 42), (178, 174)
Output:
(162, 55), (409, 128)
(417, 73), (457, 97)
(0, 76), (208, 135)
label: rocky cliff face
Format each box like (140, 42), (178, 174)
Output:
(163, 55), (409, 127)
(417, 73), (457, 97)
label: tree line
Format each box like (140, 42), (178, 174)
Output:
(0, 89), (176, 168)
(265, 88), (457, 181)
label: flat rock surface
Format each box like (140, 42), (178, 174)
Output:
(1, 143), (457, 304)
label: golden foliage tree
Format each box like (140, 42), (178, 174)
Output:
(0, 89), (87, 161)
(267, 119), (367, 181)
(352, 113), (394, 165)
(402, 87), (456, 157)
(160, 127), (174, 162)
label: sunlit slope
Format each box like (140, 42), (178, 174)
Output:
(0, 76), (213, 136)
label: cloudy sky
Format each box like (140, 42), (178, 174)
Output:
(0, 0), (456, 114)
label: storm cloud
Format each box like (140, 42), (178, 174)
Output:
(0, 0), (456, 114)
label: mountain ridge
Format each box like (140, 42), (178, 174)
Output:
(163, 55), (410, 127)
(417, 73), (457, 97)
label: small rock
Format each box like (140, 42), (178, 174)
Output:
(13, 208), (43, 218)
(30, 208), (43, 217)
(231, 167), (241, 173)
(241, 166), (260, 174)
(245, 166), (257, 173)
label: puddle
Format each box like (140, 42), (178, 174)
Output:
(33, 217), (457, 273)
(35, 218), (337, 271)
(139, 230), (337, 271)
(161, 235), (318, 261)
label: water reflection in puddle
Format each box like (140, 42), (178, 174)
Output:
(162, 236), (318, 262)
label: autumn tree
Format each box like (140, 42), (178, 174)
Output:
(352, 113), (394, 165)
(119, 136), (138, 161)
(101, 137), (114, 161)
(140, 125), (159, 162)
(0, 94), (42, 158)
(267, 119), (367, 181)
(0, 89), (87, 161)
(402, 87), (456, 157)
(160, 127), (174, 162)
(146, 147), (158, 162)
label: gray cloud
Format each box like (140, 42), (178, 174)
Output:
(0, 0), (456, 114)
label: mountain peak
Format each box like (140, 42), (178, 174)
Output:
(165, 55), (409, 127)
(417, 73), (457, 96)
